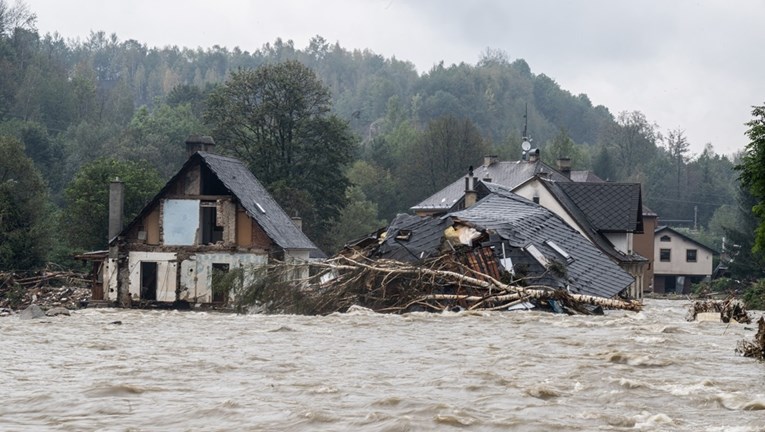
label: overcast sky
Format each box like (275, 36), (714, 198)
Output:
(24, 0), (765, 156)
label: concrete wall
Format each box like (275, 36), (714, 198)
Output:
(284, 249), (311, 281)
(179, 252), (268, 304)
(105, 256), (118, 301)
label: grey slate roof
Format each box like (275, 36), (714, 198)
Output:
(449, 183), (635, 298)
(536, 179), (646, 264)
(411, 160), (570, 212)
(115, 152), (317, 251)
(198, 152), (317, 250)
(555, 182), (643, 232)
(376, 214), (451, 262)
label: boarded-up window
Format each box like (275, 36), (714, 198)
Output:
(164, 199), (200, 245)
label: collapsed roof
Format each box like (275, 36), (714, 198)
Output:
(373, 184), (635, 299)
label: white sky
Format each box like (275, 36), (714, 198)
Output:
(24, 0), (765, 156)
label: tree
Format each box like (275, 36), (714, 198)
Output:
(0, 135), (51, 270)
(600, 111), (659, 180)
(204, 61), (356, 248)
(664, 128), (691, 199)
(737, 102), (765, 253)
(325, 186), (386, 253)
(62, 158), (163, 251)
(400, 115), (489, 206)
(117, 102), (207, 178)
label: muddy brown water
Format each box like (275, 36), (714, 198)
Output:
(1, 299), (763, 431)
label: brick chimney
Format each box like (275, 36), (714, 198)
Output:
(186, 135), (216, 157)
(556, 157), (572, 178)
(483, 155), (498, 167)
(464, 166), (477, 208)
(108, 177), (124, 242)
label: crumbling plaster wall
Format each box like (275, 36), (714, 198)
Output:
(179, 252), (268, 304)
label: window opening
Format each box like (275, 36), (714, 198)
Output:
(140, 262), (157, 301)
(686, 249), (697, 262)
(211, 263), (230, 303)
(660, 248), (671, 262)
(201, 202), (223, 244)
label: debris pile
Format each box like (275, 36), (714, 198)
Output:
(232, 253), (642, 315)
(736, 316), (765, 360)
(0, 271), (91, 312)
(314, 254), (642, 314)
(686, 297), (751, 323)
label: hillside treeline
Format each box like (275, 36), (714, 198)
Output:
(0, 1), (747, 274)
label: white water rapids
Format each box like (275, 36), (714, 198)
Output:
(1, 299), (764, 431)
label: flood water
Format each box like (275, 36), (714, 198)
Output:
(1, 299), (764, 431)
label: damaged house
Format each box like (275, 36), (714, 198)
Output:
(344, 180), (635, 310)
(411, 154), (652, 299)
(101, 136), (318, 307)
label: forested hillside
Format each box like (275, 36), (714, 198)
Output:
(0, 1), (746, 270)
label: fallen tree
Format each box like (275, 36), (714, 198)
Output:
(229, 254), (642, 315)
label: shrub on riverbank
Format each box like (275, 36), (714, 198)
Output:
(743, 279), (765, 310)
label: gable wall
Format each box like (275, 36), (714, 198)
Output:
(654, 231), (713, 277)
(514, 181), (590, 241)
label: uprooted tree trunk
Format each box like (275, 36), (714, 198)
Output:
(229, 255), (642, 315)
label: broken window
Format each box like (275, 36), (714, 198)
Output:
(201, 201), (223, 244)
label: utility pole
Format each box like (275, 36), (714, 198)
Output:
(693, 205), (698, 231)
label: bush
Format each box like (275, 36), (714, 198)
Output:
(743, 279), (765, 310)
(692, 277), (744, 296)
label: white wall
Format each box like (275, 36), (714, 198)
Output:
(604, 232), (634, 255)
(514, 181), (591, 241)
(654, 231), (713, 277)
(104, 257), (118, 301)
(127, 251), (178, 302)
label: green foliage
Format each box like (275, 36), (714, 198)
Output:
(692, 277), (743, 295)
(118, 102), (207, 178)
(737, 103), (765, 254)
(62, 158), (163, 251)
(346, 160), (399, 221)
(601, 111), (659, 180)
(205, 61), (356, 249)
(325, 186), (387, 254)
(400, 115), (489, 206)
(743, 279), (765, 310)
(0, 135), (52, 270)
